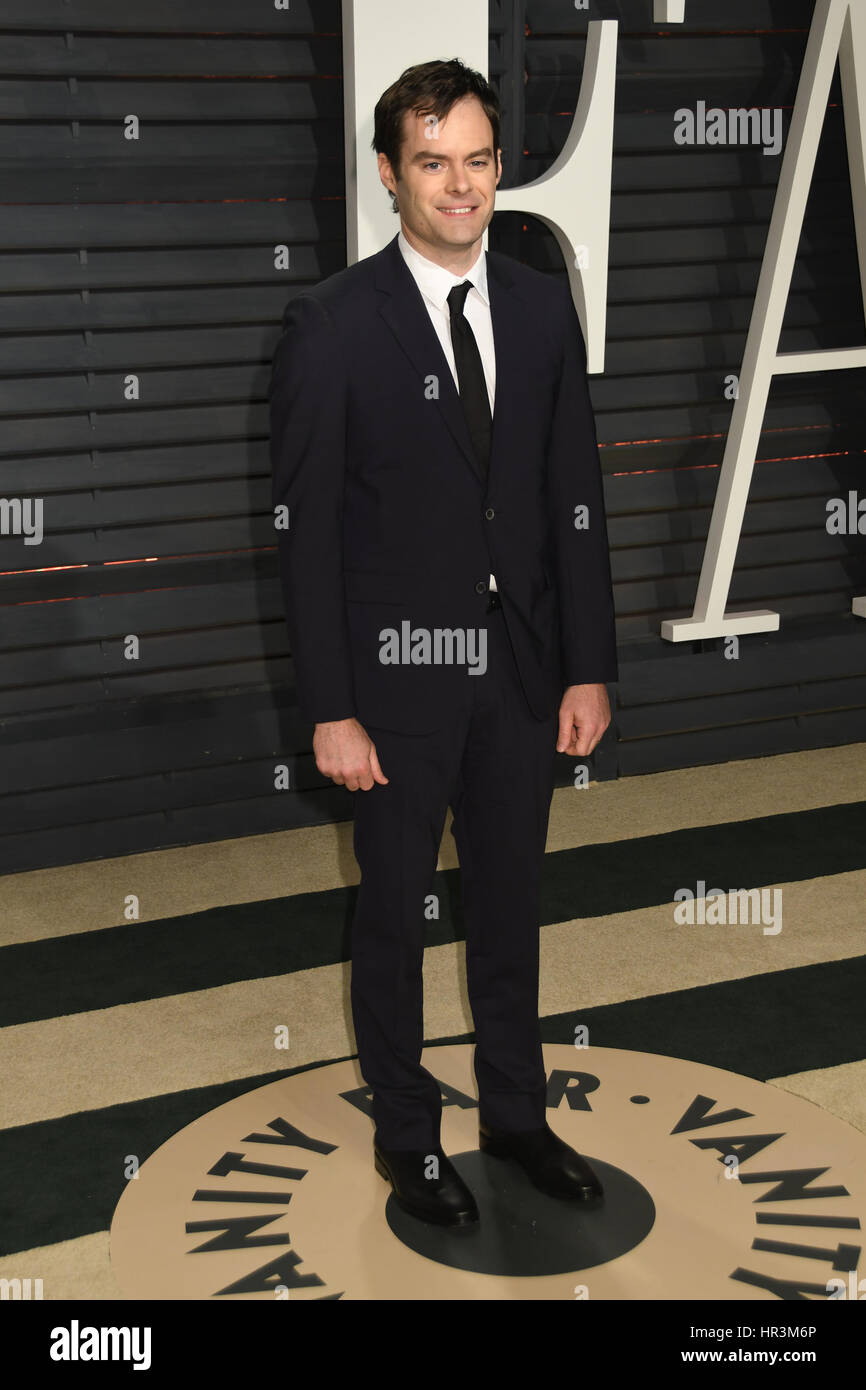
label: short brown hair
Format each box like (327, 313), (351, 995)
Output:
(372, 58), (501, 213)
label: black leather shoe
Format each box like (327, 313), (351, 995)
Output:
(479, 1121), (604, 1203)
(374, 1143), (480, 1227)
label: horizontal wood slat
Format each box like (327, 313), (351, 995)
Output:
(0, 34), (338, 78)
(0, 0), (862, 871)
(0, 0), (339, 29)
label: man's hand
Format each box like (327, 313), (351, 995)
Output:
(313, 717), (389, 792)
(556, 683), (611, 756)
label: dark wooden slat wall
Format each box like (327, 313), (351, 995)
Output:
(0, 0), (864, 873)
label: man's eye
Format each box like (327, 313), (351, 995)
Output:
(423, 160), (488, 171)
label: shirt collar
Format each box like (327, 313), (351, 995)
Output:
(398, 228), (489, 310)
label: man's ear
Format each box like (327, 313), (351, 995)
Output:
(377, 153), (399, 212)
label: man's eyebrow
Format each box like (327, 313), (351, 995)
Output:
(408, 147), (494, 163)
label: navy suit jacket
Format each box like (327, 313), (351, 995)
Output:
(269, 232), (617, 734)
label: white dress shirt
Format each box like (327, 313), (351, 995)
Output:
(397, 229), (498, 593)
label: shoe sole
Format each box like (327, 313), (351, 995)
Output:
(374, 1150), (480, 1227)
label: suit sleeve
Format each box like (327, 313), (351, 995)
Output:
(547, 287), (618, 687)
(269, 293), (357, 723)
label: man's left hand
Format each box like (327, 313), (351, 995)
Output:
(556, 683), (611, 756)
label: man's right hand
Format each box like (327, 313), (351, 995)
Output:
(313, 718), (389, 792)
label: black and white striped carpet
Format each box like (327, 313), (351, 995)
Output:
(1, 743), (864, 1298)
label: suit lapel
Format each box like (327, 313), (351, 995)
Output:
(485, 247), (520, 492)
(374, 233), (519, 489)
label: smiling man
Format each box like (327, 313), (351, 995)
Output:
(269, 58), (618, 1228)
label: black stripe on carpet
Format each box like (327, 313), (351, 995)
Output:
(2, 800), (865, 1026)
(1, 955), (863, 1257)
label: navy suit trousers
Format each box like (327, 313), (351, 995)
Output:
(349, 605), (559, 1151)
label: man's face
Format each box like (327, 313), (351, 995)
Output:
(378, 95), (502, 262)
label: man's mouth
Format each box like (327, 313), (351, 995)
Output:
(438, 206), (478, 217)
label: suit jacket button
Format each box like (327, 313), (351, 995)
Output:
(485, 507), (495, 520)
(475, 581), (487, 594)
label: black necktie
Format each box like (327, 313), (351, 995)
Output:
(446, 281), (492, 478)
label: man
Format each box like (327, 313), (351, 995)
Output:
(269, 58), (617, 1228)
